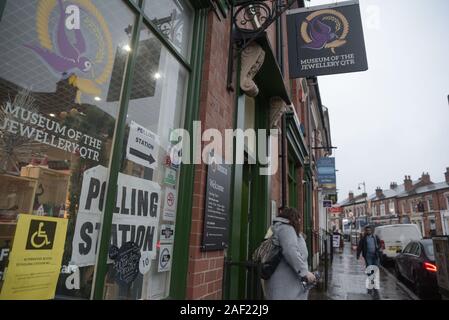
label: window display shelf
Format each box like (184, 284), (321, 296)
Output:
(20, 166), (71, 217)
(0, 174), (38, 220)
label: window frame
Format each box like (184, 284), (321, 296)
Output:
(91, 0), (205, 300)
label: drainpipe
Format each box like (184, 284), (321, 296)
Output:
(281, 113), (287, 209)
(276, 0), (284, 76)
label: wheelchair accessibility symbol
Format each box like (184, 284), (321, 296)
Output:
(26, 219), (56, 250)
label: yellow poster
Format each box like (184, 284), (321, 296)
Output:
(0, 214), (68, 300)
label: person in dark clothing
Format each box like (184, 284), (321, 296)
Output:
(357, 225), (381, 296)
(356, 225), (381, 267)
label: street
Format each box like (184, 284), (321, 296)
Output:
(310, 242), (418, 300)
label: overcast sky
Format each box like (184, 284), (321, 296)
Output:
(307, 0), (449, 200)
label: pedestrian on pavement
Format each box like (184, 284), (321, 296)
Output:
(356, 225), (381, 267)
(356, 225), (381, 296)
(339, 229), (345, 253)
(264, 207), (316, 300)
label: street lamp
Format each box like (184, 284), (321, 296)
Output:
(358, 182), (369, 226)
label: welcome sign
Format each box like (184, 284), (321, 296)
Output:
(287, 0), (368, 78)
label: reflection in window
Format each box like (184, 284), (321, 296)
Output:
(103, 23), (188, 300)
(0, 0), (135, 299)
(144, 0), (193, 58)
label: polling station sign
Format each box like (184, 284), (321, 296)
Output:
(126, 121), (159, 169)
(71, 165), (161, 267)
(287, 0), (368, 78)
(0, 215), (67, 300)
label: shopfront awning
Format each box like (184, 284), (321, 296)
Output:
(254, 34), (291, 105)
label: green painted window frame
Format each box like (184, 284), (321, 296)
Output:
(288, 156), (298, 209)
(91, 0), (208, 300)
(0, 0), (207, 300)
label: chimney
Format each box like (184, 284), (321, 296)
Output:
(390, 182), (398, 189)
(421, 172), (431, 185)
(404, 175), (413, 192)
(349, 192), (354, 201)
(445, 168), (449, 184)
(375, 187), (383, 198)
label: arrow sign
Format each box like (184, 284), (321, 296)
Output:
(126, 121), (159, 169)
(129, 148), (155, 165)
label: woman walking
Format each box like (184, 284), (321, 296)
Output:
(264, 207), (316, 300)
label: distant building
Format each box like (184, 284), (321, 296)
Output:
(338, 168), (449, 237)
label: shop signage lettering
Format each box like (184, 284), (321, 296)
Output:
(71, 166), (161, 267)
(126, 121), (159, 169)
(0, 102), (102, 161)
(287, 0), (368, 78)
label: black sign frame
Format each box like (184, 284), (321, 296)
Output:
(287, 0), (368, 78)
(201, 158), (232, 251)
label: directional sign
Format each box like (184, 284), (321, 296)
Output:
(129, 148), (155, 166)
(126, 121), (159, 169)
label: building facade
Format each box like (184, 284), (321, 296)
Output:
(338, 169), (449, 238)
(0, 0), (333, 300)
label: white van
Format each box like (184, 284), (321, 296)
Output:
(374, 224), (423, 262)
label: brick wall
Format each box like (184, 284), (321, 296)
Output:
(186, 11), (235, 300)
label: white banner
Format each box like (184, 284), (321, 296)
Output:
(71, 166), (161, 267)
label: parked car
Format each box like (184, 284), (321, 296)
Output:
(374, 224), (422, 263)
(395, 239), (440, 299)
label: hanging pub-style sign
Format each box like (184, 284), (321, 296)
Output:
(287, 0), (368, 78)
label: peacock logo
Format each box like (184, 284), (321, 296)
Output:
(24, 0), (114, 103)
(300, 9), (350, 54)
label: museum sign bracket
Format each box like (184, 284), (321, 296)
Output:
(227, 0), (297, 91)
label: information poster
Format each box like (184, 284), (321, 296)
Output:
(201, 157), (232, 251)
(0, 214), (68, 300)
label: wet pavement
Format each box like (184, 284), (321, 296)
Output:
(309, 242), (417, 300)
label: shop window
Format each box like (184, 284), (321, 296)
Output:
(144, 0), (193, 59)
(101, 23), (188, 300)
(0, 0), (135, 299)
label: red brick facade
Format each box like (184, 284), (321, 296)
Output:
(186, 11), (235, 300)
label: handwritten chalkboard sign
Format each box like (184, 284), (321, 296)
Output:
(201, 158), (232, 251)
(109, 241), (141, 285)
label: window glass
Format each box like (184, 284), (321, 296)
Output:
(423, 242), (435, 260)
(102, 23), (188, 300)
(403, 243), (413, 254)
(0, 0), (135, 299)
(412, 243), (421, 256)
(144, 0), (193, 59)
